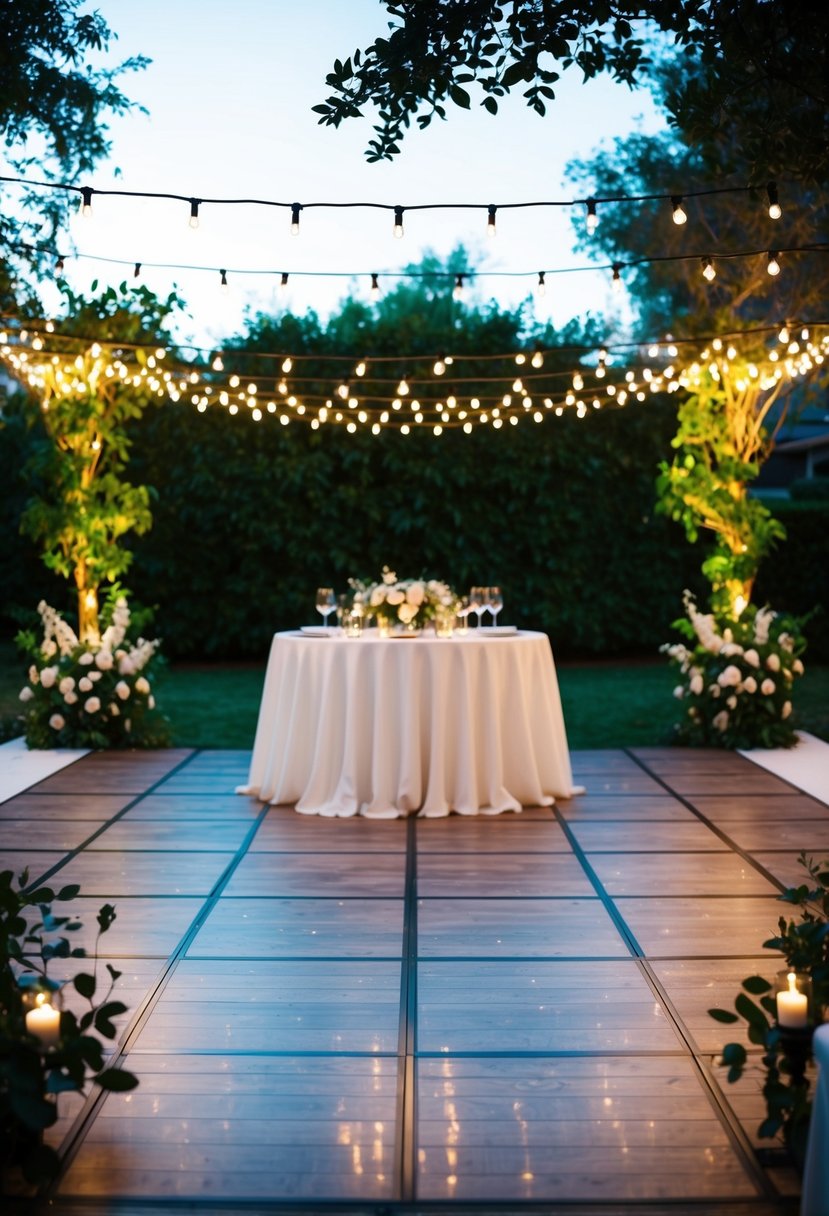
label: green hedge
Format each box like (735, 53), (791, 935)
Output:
(754, 501), (829, 661)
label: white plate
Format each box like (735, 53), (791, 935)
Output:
(300, 625), (334, 636)
(479, 625), (517, 636)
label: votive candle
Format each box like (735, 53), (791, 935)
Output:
(777, 972), (809, 1029)
(25, 994), (61, 1047)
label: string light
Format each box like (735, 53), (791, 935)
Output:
(767, 251), (781, 276)
(188, 198), (200, 230)
(536, 271), (546, 297)
(671, 196), (688, 225)
(433, 356), (446, 376)
(279, 272), (289, 290)
(219, 268), (228, 292)
(393, 205), (404, 238)
(55, 255), (64, 275)
(701, 256), (716, 281)
(585, 198), (599, 234)
(453, 274), (465, 301)
(611, 264), (623, 292)
(767, 181), (782, 220)
(133, 262), (141, 278)
(290, 202), (301, 235)
(368, 273), (380, 301)
(79, 187), (93, 218)
(487, 205), (497, 237)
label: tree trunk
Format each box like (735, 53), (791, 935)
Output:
(76, 574), (100, 645)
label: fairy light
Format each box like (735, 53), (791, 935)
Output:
(188, 198), (200, 229)
(393, 205), (404, 238)
(281, 357), (292, 373)
(397, 377), (409, 395)
(531, 350), (544, 368)
(453, 274), (465, 301)
(290, 203), (301, 235)
(337, 380), (349, 399)
(671, 196), (687, 225)
(55, 255), (65, 275)
(79, 187), (93, 218)
(767, 181), (782, 220)
(219, 269), (229, 293)
(487, 205), (497, 238)
(702, 256), (716, 281)
(536, 271), (546, 297)
(585, 198), (599, 234)
(370, 273), (380, 301)
(767, 251), (781, 276)
(355, 360), (366, 377)
(611, 264), (623, 292)
(279, 272), (289, 291)
(133, 262), (141, 278)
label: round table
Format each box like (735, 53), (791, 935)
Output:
(238, 629), (580, 818)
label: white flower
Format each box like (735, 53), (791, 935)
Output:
(782, 701), (792, 719)
(726, 695), (737, 709)
(712, 710), (729, 731)
(689, 673), (704, 695)
(370, 585), (386, 607)
(88, 669), (102, 682)
(766, 653), (781, 672)
(386, 588), (405, 606)
(58, 676), (75, 695)
(717, 665), (742, 688)
(19, 686), (34, 702)
(761, 678), (775, 696)
(64, 690), (78, 705)
(28, 665), (39, 685)
(39, 666), (58, 689)
(382, 567), (397, 585)
(41, 639), (57, 658)
(135, 676), (150, 695)
(109, 703), (120, 716)
(743, 649), (760, 668)
(742, 676), (758, 694)
(115, 680), (131, 700)
(397, 602), (419, 624)
(118, 656), (135, 676)
(778, 632), (794, 653)
(95, 650), (114, 671)
(78, 651), (94, 666)
(673, 685), (684, 699)
(754, 607), (775, 645)
(148, 695), (156, 709)
(793, 658), (804, 675)
(84, 696), (101, 713)
(710, 684), (721, 698)
(406, 581), (426, 606)
(78, 676), (93, 693)
(48, 713), (65, 731)
(723, 628), (734, 644)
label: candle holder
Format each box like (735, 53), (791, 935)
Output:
(774, 970), (814, 1085)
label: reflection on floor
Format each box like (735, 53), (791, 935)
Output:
(3, 745), (820, 1214)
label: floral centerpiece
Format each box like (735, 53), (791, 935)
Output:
(15, 597), (169, 749)
(352, 567), (458, 631)
(662, 590), (806, 749)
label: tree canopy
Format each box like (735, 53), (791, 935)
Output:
(0, 0), (146, 285)
(315, 1), (829, 184)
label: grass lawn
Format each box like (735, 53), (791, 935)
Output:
(2, 640), (827, 750)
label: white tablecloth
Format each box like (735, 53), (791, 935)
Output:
(801, 1023), (829, 1216)
(238, 630), (580, 818)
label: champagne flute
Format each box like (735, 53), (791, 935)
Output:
(468, 586), (482, 628)
(488, 586), (503, 626)
(478, 586), (491, 627)
(315, 587), (336, 629)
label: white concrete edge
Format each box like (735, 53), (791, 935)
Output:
(739, 731), (829, 807)
(0, 736), (90, 804)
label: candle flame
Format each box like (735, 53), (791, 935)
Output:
(788, 972), (798, 992)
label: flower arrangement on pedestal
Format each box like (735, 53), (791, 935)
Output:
(15, 597), (169, 749)
(352, 567), (458, 631)
(662, 590), (806, 749)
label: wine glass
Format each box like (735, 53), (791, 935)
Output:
(468, 586), (483, 628)
(488, 586), (503, 626)
(315, 587), (336, 628)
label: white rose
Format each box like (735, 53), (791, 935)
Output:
(64, 690), (78, 705)
(386, 588), (405, 606)
(370, 585), (386, 607)
(39, 666), (58, 689)
(58, 676), (75, 695)
(78, 676), (93, 693)
(397, 602), (418, 624)
(118, 657), (135, 676)
(88, 669), (102, 682)
(28, 665), (39, 685)
(726, 695), (737, 709)
(689, 674), (703, 695)
(793, 658), (804, 675)
(406, 581), (425, 606)
(41, 639), (57, 658)
(720, 642), (743, 657)
(712, 710), (729, 731)
(84, 696), (101, 713)
(109, 703), (120, 716)
(19, 686), (34, 702)
(382, 568), (397, 585)
(710, 684), (721, 698)
(766, 653), (781, 672)
(115, 680), (131, 700)
(95, 650), (114, 671)
(78, 651), (94, 666)
(723, 628), (733, 643)
(673, 685), (684, 699)
(717, 665), (742, 688)
(135, 676), (150, 695)
(742, 676), (757, 694)
(49, 713), (65, 731)
(782, 701), (792, 719)
(743, 649), (760, 667)
(761, 678), (775, 696)
(148, 695), (156, 709)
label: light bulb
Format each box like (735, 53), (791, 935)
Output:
(189, 198), (200, 229)
(393, 205), (404, 238)
(79, 186), (93, 217)
(536, 271), (546, 297)
(337, 380), (349, 399)
(702, 256), (716, 281)
(355, 361), (366, 377)
(433, 357), (446, 376)
(220, 269), (229, 293)
(290, 202), (301, 235)
(585, 198), (599, 234)
(279, 272), (289, 290)
(487, 205), (497, 238)
(370, 273), (380, 301)
(767, 181), (782, 220)
(767, 251), (781, 276)
(55, 255), (65, 274)
(397, 378), (409, 395)
(671, 195), (687, 225)
(212, 354), (224, 371)
(611, 264), (623, 292)
(133, 262), (141, 278)
(531, 350), (544, 368)
(281, 357), (292, 373)
(453, 274), (464, 300)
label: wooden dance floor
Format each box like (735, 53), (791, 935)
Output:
(3, 745), (824, 1213)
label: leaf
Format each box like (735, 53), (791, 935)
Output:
(735, 992), (770, 1030)
(106, 963), (123, 982)
(74, 971), (96, 999)
(95, 1000), (128, 1037)
(449, 84), (471, 109)
(742, 975), (773, 995)
(721, 1042), (747, 1067)
(95, 1067), (139, 1092)
(708, 1007), (739, 1023)
(482, 96), (498, 115)
(57, 883), (81, 900)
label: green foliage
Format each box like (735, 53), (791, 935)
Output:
(708, 854), (829, 1169)
(0, 869), (137, 1190)
(664, 593), (807, 749)
(754, 502), (829, 661)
